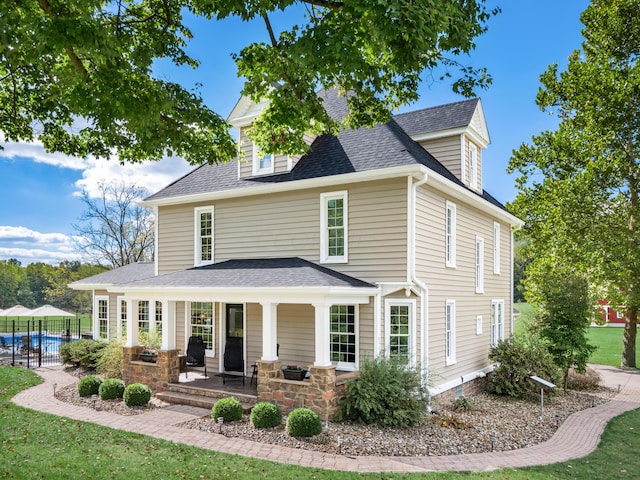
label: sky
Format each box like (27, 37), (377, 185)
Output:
(0, 0), (590, 266)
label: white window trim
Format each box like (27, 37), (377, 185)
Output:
(384, 298), (417, 366)
(469, 142), (478, 189)
(329, 304), (359, 371)
(194, 206), (214, 266)
(493, 222), (501, 274)
(117, 296), (127, 340)
(445, 201), (457, 268)
(252, 146), (275, 176)
(491, 299), (505, 347)
(185, 301), (215, 357)
(445, 300), (456, 366)
(320, 190), (348, 263)
(94, 295), (109, 341)
(476, 236), (485, 293)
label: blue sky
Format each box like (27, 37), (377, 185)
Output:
(0, 0), (589, 266)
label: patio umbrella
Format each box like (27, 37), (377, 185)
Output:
(26, 305), (75, 317)
(1, 305), (34, 316)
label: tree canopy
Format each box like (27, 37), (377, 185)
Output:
(0, 0), (497, 164)
(508, 0), (640, 367)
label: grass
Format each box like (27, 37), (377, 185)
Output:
(1, 366), (639, 479)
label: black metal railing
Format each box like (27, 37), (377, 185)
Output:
(1, 318), (82, 368)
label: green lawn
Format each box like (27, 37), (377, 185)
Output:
(2, 366), (639, 479)
(514, 303), (639, 367)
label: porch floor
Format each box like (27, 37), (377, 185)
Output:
(174, 371), (258, 397)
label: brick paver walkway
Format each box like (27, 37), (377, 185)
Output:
(11, 364), (640, 473)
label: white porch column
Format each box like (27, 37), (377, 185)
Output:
(261, 301), (279, 361)
(313, 302), (332, 367)
(161, 300), (176, 350)
(125, 300), (139, 347)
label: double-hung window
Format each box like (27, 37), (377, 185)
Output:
(194, 206), (214, 266)
(189, 302), (214, 354)
(330, 305), (357, 370)
(445, 201), (456, 267)
(490, 300), (504, 347)
(95, 296), (109, 341)
(138, 300), (149, 333)
(320, 191), (348, 263)
(117, 298), (127, 340)
(445, 300), (456, 365)
(476, 236), (484, 293)
(386, 300), (415, 364)
(154, 301), (163, 335)
(493, 222), (501, 274)
(252, 147), (274, 175)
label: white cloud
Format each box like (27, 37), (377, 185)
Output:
(0, 140), (87, 170)
(0, 226), (87, 265)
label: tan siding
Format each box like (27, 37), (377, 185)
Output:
(175, 301), (186, 353)
(245, 303), (262, 370)
(277, 304), (315, 369)
(157, 178), (408, 283)
(415, 184), (512, 387)
(419, 136), (462, 180)
(357, 299), (375, 364)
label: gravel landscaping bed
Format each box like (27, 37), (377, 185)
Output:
(178, 390), (614, 457)
(54, 368), (615, 456)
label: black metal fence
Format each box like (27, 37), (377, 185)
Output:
(0, 317), (83, 368)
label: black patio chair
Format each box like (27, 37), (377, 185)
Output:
(222, 337), (245, 385)
(185, 336), (207, 378)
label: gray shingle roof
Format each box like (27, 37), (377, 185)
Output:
(122, 258), (375, 289)
(69, 262), (155, 287)
(393, 98), (480, 136)
(144, 93), (505, 211)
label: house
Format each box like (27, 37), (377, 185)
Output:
(596, 300), (626, 325)
(70, 89), (522, 419)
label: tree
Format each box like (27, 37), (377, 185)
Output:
(0, 1), (498, 164)
(531, 273), (597, 389)
(73, 181), (154, 268)
(44, 261), (109, 313)
(513, 233), (530, 303)
(508, 0), (640, 367)
(0, 259), (23, 308)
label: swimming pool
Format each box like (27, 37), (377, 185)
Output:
(0, 333), (78, 355)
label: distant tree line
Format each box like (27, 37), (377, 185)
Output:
(0, 259), (108, 314)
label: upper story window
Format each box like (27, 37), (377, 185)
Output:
(476, 236), (484, 293)
(493, 222), (501, 274)
(252, 147), (274, 176)
(320, 191), (348, 263)
(194, 206), (214, 266)
(469, 143), (478, 189)
(445, 201), (456, 268)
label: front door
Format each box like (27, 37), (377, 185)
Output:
(224, 304), (244, 373)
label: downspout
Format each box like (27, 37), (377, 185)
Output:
(408, 173), (430, 387)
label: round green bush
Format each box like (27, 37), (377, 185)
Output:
(286, 408), (322, 437)
(77, 375), (103, 397)
(250, 402), (282, 429)
(123, 383), (152, 406)
(98, 378), (125, 400)
(211, 397), (243, 422)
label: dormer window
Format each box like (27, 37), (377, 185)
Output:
(469, 143), (478, 189)
(253, 147), (274, 176)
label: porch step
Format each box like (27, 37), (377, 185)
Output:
(157, 384), (257, 412)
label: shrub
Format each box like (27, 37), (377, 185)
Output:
(566, 366), (601, 391)
(488, 333), (561, 399)
(97, 339), (124, 379)
(286, 408), (322, 437)
(60, 339), (107, 369)
(211, 397), (243, 422)
(98, 378), (125, 400)
(339, 355), (429, 427)
(138, 329), (161, 350)
(250, 402), (282, 429)
(77, 375), (102, 397)
(123, 383), (152, 406)
(453, 397), (474, 411)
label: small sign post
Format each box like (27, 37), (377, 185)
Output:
(530, 375), (556, 419)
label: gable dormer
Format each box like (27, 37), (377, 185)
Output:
(393, 98), (490, 193)
(228, 96), (313, 179)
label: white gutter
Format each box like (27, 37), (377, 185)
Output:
(407, 173), (430, 382)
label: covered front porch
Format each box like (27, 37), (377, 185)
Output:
(117, 258), (377, 419)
